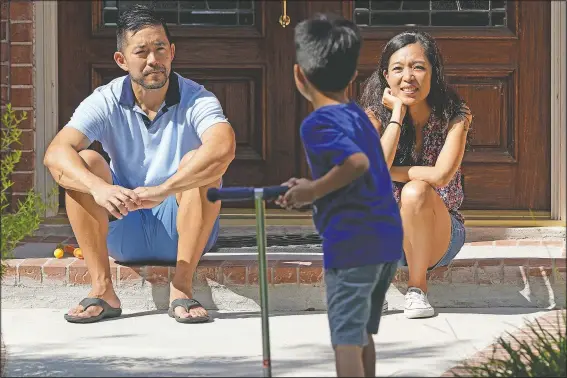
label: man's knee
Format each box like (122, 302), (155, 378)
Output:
(77, 150), (112, 185)
(400, 180), (434, 212)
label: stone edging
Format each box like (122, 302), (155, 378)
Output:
(3, 256), (566, 287)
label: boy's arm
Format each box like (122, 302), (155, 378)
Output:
(277, 123), (369, 208)
(278, 153), (369, 208)
(312, 153), (369, 199)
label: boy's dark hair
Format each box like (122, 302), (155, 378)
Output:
(116, 4), (173, 52)
(294, 14), (361, 92)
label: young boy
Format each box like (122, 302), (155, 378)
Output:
(275, 14), (404, 377)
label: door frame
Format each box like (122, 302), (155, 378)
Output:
(35, 0), (566, 220)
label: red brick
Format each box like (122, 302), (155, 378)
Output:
(14, 150), (34, 171)
(0, 63), (8, 84)
(193, 266), (220, 285)
(298, 266), (323, 284)
(222, 266), (246, 284)
(0, 1), (7, 20)
(451, 266), (476, 284)
(9, 193), (29, 211)
(494, 240), (519, 246)
(9, 22), (31, 42)
(0, 21), (7, 40)
(477, 264), (503, 285)
(528, 266), (554, 282)
(528, 258), (553, 269)
(272, 266), (297, 284)
(541, 240), (566, 247)
(9, 129), (33, 150)
(2, 258), (23, 285)
(11, 108), (32, 129)
(69, 259), (118, 285)
(248, 264), (274, 285)
(428, 266), (450, 283)
(18, 257), (48, 283)
(144, 266), (169, 285)
(469, 241), (494, 246)
(555, 258), (566, 271)
(0, 84), (7, 105)
(9, 1), (33, 21)
(517, 239), (543, 246)
(43, 257), (73, 283)
(10, 65), (31, 85)
(502, 265), (527, 285)
(10, 44), (32, 64)
(9, 86), (32, 107)
(118, 266), (143, 284)
(502, 258), (529, 266)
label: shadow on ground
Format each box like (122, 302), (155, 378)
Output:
(4, 340), (459, 377)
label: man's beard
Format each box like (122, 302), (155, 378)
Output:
(131, 69), (169, 90)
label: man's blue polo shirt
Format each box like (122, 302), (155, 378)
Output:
(65, 72), (229, 189)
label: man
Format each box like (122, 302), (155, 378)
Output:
(44, 4), (235, 324)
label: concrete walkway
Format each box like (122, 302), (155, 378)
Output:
(2, 307), (549, 377)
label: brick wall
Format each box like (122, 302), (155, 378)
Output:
(1, 0), (35, 209)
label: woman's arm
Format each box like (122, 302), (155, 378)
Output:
(365, 104), (405, 169)
(400, 105), (472, 187)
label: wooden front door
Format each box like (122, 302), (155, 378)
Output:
(58, 0), (310, 208)
(59, 1), (551, 212)
(349, 0), (551, 211)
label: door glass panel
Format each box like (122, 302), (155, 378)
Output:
(354, 0), (507, 27)
(102, 0), (255, 27)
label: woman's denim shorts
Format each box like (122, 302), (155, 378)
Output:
(399, 212), (466, 270)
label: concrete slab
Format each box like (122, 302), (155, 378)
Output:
(8, 243), (566, 260)
(1, 308), (548, 377)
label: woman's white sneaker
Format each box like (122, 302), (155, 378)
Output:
(404, 287), (434, 319)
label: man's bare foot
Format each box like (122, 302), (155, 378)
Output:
(170, 276), (208, 319)
(67, 279), (121, 319)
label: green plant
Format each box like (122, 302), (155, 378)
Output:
(460, 311), (566, 377)
(1, 104), (53, 278)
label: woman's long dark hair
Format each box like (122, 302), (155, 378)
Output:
(359, 31), (470, 165)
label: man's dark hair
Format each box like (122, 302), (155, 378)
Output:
(116, 4), (173, 51)
(294, 13), (361, 92)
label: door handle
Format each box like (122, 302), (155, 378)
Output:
(279, 0), (291, 28)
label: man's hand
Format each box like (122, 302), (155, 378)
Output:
(275, 177), (316, 209)
(89, 183), (142, 219)
(133, 185), (169, 209)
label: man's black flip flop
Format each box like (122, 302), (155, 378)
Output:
(168, 298), (211, 323)
(64, 298), (122, 324)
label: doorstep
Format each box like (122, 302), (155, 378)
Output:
(2, 240), (566, 312)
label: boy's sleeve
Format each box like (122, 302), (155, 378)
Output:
(301, 123), (363, 166)
(189, 88), (230, 139)
(65, 91), (109, 143)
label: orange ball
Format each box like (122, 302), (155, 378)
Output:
(73, 248), (83, 259)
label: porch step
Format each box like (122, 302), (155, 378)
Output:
(2, 243), (565, 312)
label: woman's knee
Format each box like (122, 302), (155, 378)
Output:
(78, 150), (112, 184)
(400, 180), (435, 213)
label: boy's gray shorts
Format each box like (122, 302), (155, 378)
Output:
(325, 262), (398, 347)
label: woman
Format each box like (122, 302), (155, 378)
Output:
(360, 31), (472, 319)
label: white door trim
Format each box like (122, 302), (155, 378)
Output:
(551, 1), (566, 221)
(34, 1), (58, 217)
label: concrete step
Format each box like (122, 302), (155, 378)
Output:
(2, 243), (566, 312)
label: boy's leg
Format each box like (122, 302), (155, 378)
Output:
(325, 265), (381, 377)
(363, 262), (398, 377)
(64, 150), (120, 319)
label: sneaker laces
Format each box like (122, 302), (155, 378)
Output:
(405, 288), (429, 308)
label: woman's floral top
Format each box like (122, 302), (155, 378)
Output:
(392, 114), (465, 224)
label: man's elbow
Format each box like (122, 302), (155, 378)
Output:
(350, 153), (370, 176)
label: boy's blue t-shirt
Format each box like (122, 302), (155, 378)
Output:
(300, 102), (403, 269)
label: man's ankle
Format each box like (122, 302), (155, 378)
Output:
(91, 278), (114, 293)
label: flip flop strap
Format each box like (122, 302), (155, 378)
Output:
(79, 297), (109, 311)
(171, 298), (202, 312)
